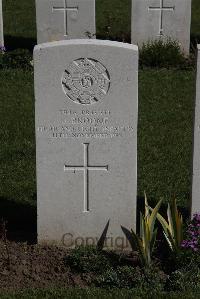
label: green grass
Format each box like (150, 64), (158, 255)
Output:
(138, 69), (195, 206)
(3, 0), (36, 39)
(191, 0), (200, 43)
(96, 0), (131, 41)
(0, 288), (200, 299)
(0, 69), (35, 204)
(2, 0), (200, 46)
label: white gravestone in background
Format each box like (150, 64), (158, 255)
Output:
(0, 0), (4, 48)
(192, 45), (200, 215)
(34, 40), (138, 249)
(36, 0), (96, 44)
(131, 0), (191, 54)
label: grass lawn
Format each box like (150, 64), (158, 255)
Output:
(138, 69), (195, 206)
(191, 0), (200, 42)
(0, 70), (35, 204)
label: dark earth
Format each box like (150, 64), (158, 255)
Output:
(0, 239), (86, 291)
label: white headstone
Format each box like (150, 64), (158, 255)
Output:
(0, 0), (4, 48)
(192, 45), (200, 215)
(36, 0), (96, 44)
(131, 0), (191, 54)
(34, 40), (138, 249)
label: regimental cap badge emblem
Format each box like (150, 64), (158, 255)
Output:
(62, 58), (110, 105)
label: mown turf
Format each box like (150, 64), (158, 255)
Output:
(138, 69), (195, 206)
(0, 69), (35, 204)
(96, 0), (131, 41)
(191, 0), (200, 43)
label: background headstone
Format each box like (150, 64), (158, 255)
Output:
(131, 0), (191, 54)
(34, 40), (138, 249)
(0, 0), (4, 48)
(36, 0), (96, 44)
(192, 45), (200, 215)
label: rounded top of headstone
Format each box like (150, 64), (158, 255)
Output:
(34, 39), (138, 52)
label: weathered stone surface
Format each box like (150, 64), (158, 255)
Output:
(0, 0), (4, 48)
(192, 45), (200, 215)
(34, 40), (138, 249)
(35, 0), (96, 44)
(131, 0), (191, 54)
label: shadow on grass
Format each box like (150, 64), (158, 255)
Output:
(0, 197), (37, 244)
(4, 35), (37, 51)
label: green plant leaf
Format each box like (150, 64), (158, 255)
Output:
(144, 192), (150, 220)
(148, 199), (162, 235)
(121, 226), (137, 252)
(131, 228), (147, 267)
(121, 226), (146, 266)
(122, 195), (163, 267)
(163, 231), (174, 251)
(177, 213), (183, 246)
(167, 202), (175, 239)
(150, 227), (158, 252)
(153, 198), (183, 252)
(97, 219), (110, 251)
(149, 206), (169, 234)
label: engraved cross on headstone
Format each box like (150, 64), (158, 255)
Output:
(64, 143), (109, 212)
(148, 0), (175, 36)
(52, 0), (78, 36)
